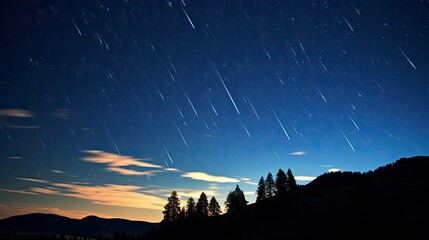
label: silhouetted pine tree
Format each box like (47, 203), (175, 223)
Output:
(287, 168), (297, 190)
(256, 176), (266, 202)
(208, 196), (222, 216)
(195, 192), (209, 218)
(186, 197), (196, 219)
(225, 185), (248, 213)
(265, 172), (275, 197)
(275, 169), (288, 195)
(162, 191), (181, 222)
(179, 206), (186, 220)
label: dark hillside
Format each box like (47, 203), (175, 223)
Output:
(0, 213), (159, 239)
(156, 156), (429, 240)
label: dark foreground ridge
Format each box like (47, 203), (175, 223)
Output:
(0, 213), (159, 239)
(157, 156), (429, 240)
(1, 156), (428, 240)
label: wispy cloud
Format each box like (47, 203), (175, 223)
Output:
(164, 168), (180, 172)
(51, 170), (65, 174)
(0, 188), (38, 195)
(239, 177), (256, 185)
(2, 124), (39, 129)
(29, 182), (166, 211)
(30, 187), (59, 195)
(244, 181), (257, 186)
(0, 109), (34, 118)
(57, 183), (165, 210)
(208, 184), (220, 189)
(81, 150), (239, 186)
(328, 168), (341, 173)
(289, 151), (306, 156)
(176, 190), (219, 199)
(16, 178), (49, 184)
(181, 172), (240, 183)
(295, 176), (316, 181)
(7, 175), (166, 211)
(7, 156), (22, 160)
(81, 150), (163, 177)
(82, 150), (162, 168)
(105, 167), (160, 176)
(51, 109), (72, 119)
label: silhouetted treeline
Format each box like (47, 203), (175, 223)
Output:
(162, 185), (246, 223)
(163, 168), (298, 224)
(256, 168), (297, 202)
(152, 156), (429, 240)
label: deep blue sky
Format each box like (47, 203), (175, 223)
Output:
(0, 0), (428, 222)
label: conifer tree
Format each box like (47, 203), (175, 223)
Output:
(287, 168), (297, 190)
(186, 197), (196, 219)
(256, 176), (266, 202)
(180, 206), (186, 221)
(235, 185), (248, 209)
(225, 191), (234, 213)
(265, 172), (275, 197)
(275, 169), (288, 195)
(208, 196), (222, 216)
(195, 192), (209, 218)
(162, 191), (181, 222)
(225, 185), (248, 213)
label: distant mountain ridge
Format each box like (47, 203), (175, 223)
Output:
(0, 213), (159, 238)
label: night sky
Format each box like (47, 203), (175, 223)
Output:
(1, 0), (428, 222)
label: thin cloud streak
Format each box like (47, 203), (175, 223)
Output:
(0, 188), (38, 195)
(164, 168), (180, 172)
(295, 176), (316, 181)
(245, 181), (257, 186)
(181, 172), (240, 183)
(289, 151), (306, 155)
(2, 124), (40, 129)
(0, 109), (35, 118)
(81, 150), (163, 169)
(49, 183), (166, 211)
(105, 167), (159, 176)
(81, 150), (164, 177)
(81, 150), (239, 185)
(208, 184), (220, 189)
(30, 187), (60, 195)
(176, 190), (218, 199)
(16, 178), (49, 184)
(51, 109), (72, 119)
(4, 180), (166, 211)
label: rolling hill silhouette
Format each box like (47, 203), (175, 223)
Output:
(0, 213), (159, 239)
(1, 156), (428, 239)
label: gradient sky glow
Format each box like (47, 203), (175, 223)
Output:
(1, 1), (428, 222)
